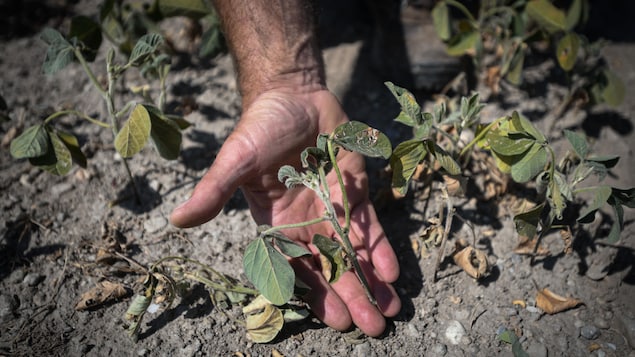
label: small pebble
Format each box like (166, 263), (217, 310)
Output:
(597, 349), (606, 357)
(618, 316), (635, 348)
(445, 320), (466, 345)
(606, 343), (616, 351)
(431, 343), (447, 356)
(526, 342), (548, 357)
(353, 342), (371, 357)
(51, 182), (74, 197)
(595, 317), (610, 329)
(580, 325), (600, 340)
(23, 272), (45, 287)
(144, 216), (167, 234)
(0, 294), (18, 321)
(137, 348), (148, 356)
(526, 306), (541, 314)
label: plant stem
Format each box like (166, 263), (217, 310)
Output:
(184, 273), (260, 296)
(261, 216), (330, 236)
(324, 138), (376, 305)
(44, 109), (110, 128)
(73, 48), (107, 97)
(152, 256), (260, 295)
(106, 53), (141, 204)
(459, 116), (506, 158)
(434, 186), (454, 282)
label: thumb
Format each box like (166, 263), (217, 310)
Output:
(170, 134), (256, 228)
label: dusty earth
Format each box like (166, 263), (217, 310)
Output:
(1, 1), (634, 356)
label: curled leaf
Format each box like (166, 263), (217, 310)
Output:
(243, 296), (284, 343)
(452, 240), (489, 279)
(75, 281), (129, 311)
(535, 287), (584, 314)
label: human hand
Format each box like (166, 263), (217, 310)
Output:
(170, 89), (401, 337)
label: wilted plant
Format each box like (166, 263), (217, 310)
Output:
(9, 22), (189, 203)
(386, 82), (633, 255)
(431, 0), (624, 108)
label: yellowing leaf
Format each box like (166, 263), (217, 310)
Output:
(243, 297), (284, 343)
(535, 287), (583, 314)
(556, 32), (580, 71)
(115, 104), (151, 158)
(526, 0), (567, 34)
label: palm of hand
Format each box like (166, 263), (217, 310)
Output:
(171, 89), (400, 337)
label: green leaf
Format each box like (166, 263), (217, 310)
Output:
(549, 172), (569, 220)
(556, 32), (580, 71)
(511, 111), (546, 143)
(312, 234), (348, 283)
(384, 82), (422, 127)
(514, 202), (545, 238)
(489, 132), (535, 156)
(427, 141), (461, 175)
(332, 121), (392, 159)
(390, 139), (427, 195)
(115, 104), (151, 158)
(271, 234), (311, 258)
(125, 293), (152, 342)
(199, 14), (225, 57)
(432, 1), (451, 41)
(563, 129), (587, 159)
(565, 0), (583, 30)
(278, 165), (304, 188)
(301, 147), (330, 171)
(158, 0), (211, 19)
(499, 329), (530, 357)
(145, 105), (182, 160)
(606, 201), (624, 243)
(30, 129), (73, 175)
(40, 28), (75, 75)
(587, 155), (619, 169)
(511, 144), (548, 183)
(446, 30), (480, 56)
(69, 16), (103, 62)
(601, 70), (625, 107)
(504, 45), (525, 85)
(526, 0), (567, 34)
(128, 33), (164, 66)
(57, 130), (87, 168)
(577, 186), (612, 223)
(10, 124), (51, 159)
(243, 239), (295, 305)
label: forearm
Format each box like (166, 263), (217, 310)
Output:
(213, 0), (326, 107)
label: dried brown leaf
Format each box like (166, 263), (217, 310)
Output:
(514, 236), (550, 256)
(452, 240), (489, 279)
(486, 66), (502, 95)
(75, 280), (129, 310)
(443, 174), (466, 197)
(535, 287), (584, 314)
(560, 227), (573, 255)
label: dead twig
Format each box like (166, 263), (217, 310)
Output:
(434, 186), (455, 282)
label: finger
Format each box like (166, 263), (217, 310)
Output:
(330, 269), (391, 337)
(350, 202), (400, 283)
(290, 257), (352, 332)
(170, 134), (255, 228)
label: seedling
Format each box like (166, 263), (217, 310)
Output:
(386, 82), (633, 261)
(243, 121), (392, 307)
(9, 22), (189, 203)
(431, 0), (624, 109)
